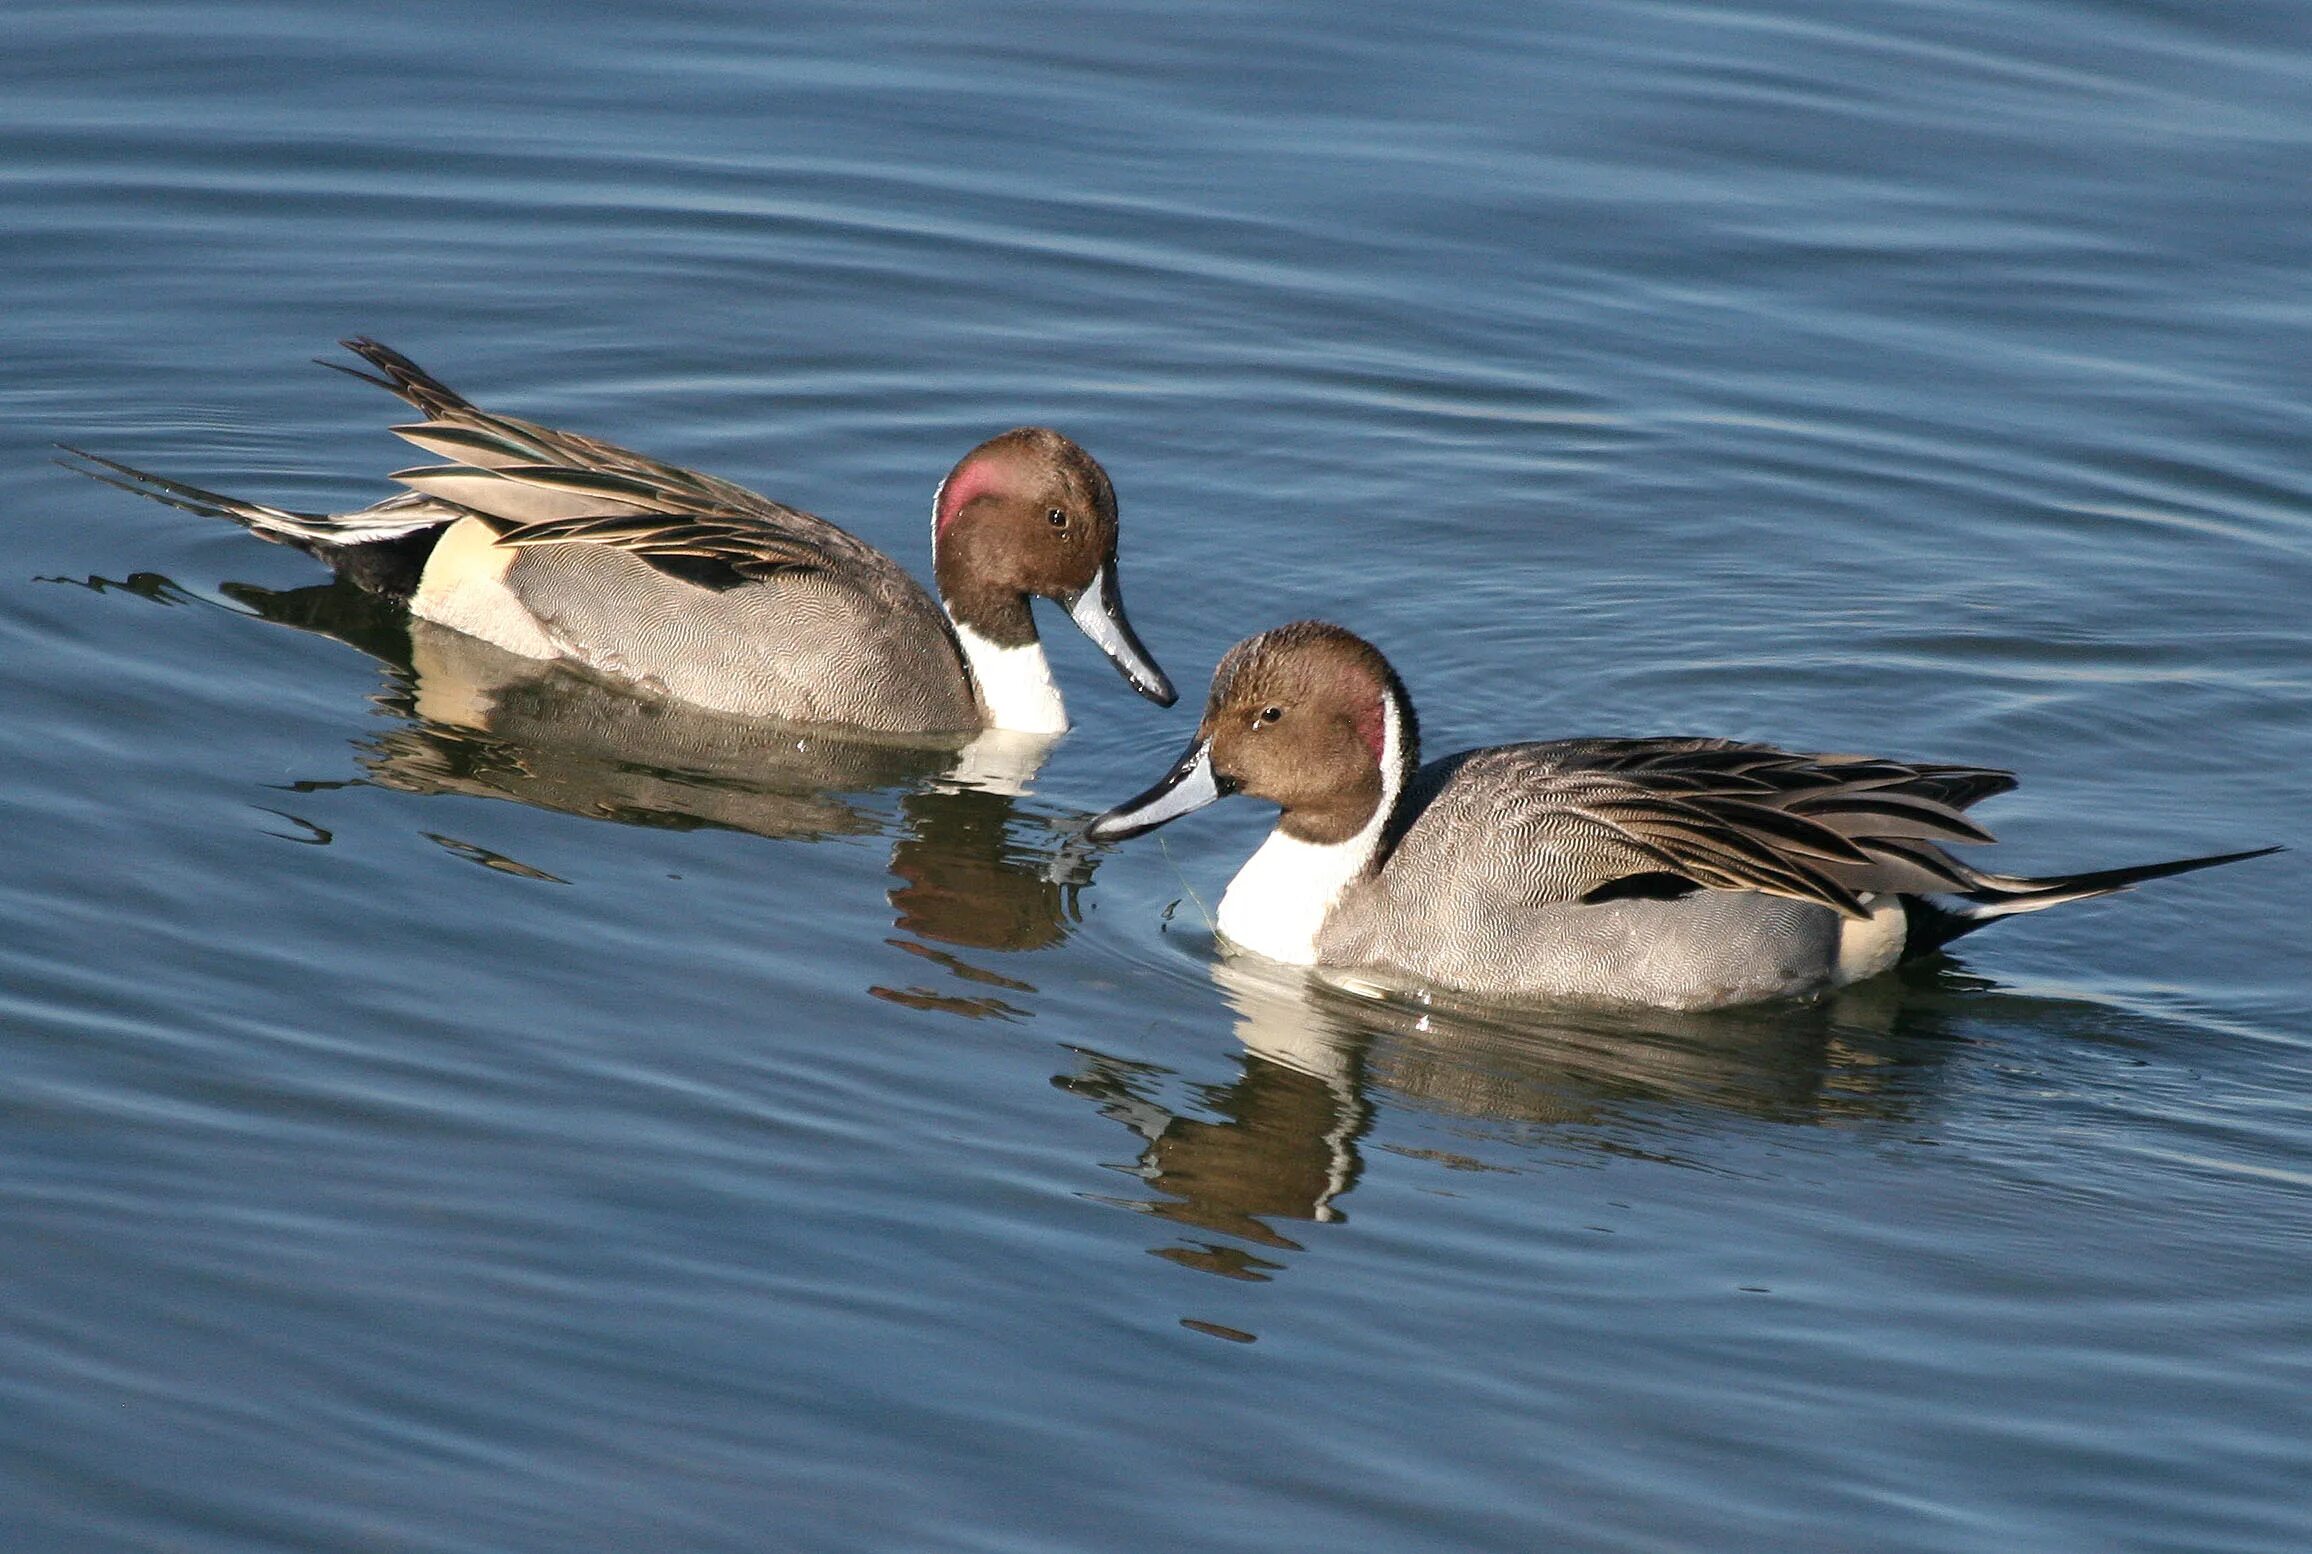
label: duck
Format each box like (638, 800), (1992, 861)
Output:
(63, 338), (1175, 736)
(1086, 621), (2277, 1011)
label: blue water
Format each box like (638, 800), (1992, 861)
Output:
(4, 3), (2308, 1550)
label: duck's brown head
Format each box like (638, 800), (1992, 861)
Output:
(1087, 621), (1419, 846)
(932, 428), (1173, 706)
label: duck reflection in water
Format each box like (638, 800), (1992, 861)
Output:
(229, 576), (1092, 988)
(1060, 952), (1974, 1281)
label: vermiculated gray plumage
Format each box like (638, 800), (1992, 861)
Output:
(1326, 736), (2270, 1008)
(1090, 621), (2279, 1011)
(63, 339), (1018, 734)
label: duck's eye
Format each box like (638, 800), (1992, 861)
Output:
(1257, 705), (1283, 725)
(1046, 507), (1068, 528)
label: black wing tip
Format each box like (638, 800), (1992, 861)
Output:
(315, 354), (397, 393)
(1579, 871), (1703, 906)
(338, 334), (404, 367)
(323, 337), (471, 413)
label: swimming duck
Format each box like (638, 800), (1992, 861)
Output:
(65, 338), (1174, 735)
(1087, 621), (2275, 1010)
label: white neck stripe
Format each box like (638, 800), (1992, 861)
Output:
(952, 619), (1067, 734)
(1215, 688), (1405, 965)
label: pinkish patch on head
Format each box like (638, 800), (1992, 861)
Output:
(935, 454), (1007, 534)
(1350, 684), (1387, 763)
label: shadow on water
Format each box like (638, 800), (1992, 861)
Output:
(70, 573), (1093, 996)
(1059, 951), (2014, 1282)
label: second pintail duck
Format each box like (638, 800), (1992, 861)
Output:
(1088, 621), (2277, 1011)
(63, 338), (1174, 736)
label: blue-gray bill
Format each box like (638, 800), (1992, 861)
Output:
(1085, 739), (1228, 842)
(1066, 564), (1175, 706)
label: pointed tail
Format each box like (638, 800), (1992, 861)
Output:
(1904, 845), (2282, 956)
(60, 445), (455, 547)
(60, 445), (465, 599)
(60, 444), (322, 541)
(315, 337), (478, 420)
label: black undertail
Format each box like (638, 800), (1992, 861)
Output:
(1900, 845), (2282, 959)
(58, 445), (451, 600)
(318, 526), (443, 599)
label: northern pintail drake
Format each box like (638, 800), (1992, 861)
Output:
(65, 338), (1175, 736)
(1087, 622), (2277, 1011)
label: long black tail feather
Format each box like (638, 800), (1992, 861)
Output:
(1903, 845), (2282, 957)
(59, 445), (453, 599)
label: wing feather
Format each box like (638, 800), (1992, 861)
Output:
(1424, 738), (2020, 919)
(491, 510), (835, 580)
(325, 341), (902, 592)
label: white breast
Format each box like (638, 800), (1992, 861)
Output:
(952, 623), (1066, 734)
(1217, 829), (1375, 965)
(1216, 689), (1406, 967)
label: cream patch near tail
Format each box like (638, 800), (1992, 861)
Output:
(410, 517), (561, 660)
(1833, 894), (1909, 987)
